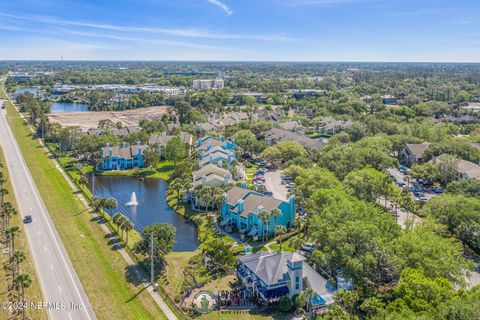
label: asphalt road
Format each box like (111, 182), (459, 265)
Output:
(264, 169), (288, 201)
(0, 101), (96, 320)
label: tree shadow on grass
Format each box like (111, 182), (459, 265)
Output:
(73, 207), (90, 216)
(124, 283), (150, 303)
(124, 264), (147, 288)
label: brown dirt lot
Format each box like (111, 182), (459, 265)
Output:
(48, 106), (170, 131)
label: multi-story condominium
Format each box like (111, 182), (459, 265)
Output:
(192, 79), (224, 90)
(100, 143), (146, 170)
(148, 132), (193, 157)
(220, 186), (295, 239)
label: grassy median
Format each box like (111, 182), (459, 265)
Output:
(0, 147), (47, 320)
(5, 102), (167, 319)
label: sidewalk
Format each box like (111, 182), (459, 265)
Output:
(11, 99), (178, 320)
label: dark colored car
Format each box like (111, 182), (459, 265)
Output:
(23, 215), (32, 224)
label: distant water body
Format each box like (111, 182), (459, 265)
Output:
(50, 102), (89, 113)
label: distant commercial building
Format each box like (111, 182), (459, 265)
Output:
(192, 79), (224, 90)
(9, 73), (33, 83)
(382, 95), (398, 105)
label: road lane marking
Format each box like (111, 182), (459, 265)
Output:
(58, 286), (62, 293)
(0, 107), (94, 319)
(50, 264), (53, 270)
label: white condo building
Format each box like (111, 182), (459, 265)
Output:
(192, 79), (224, 90)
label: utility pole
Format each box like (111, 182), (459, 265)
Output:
(91, 172), (95, 206)
(150, 232), (155, 284)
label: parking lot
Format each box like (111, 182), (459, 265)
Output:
(264, 170), (289, 201)
(388, 167), (441, 203)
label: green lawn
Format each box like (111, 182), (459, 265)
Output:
(98, 161), (174, 180)
(0, 147), (47, 320)
(244, 163), (260, 187)
(5, 101), (167, 320)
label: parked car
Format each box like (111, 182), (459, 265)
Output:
(23, 215), (32, 224)
(416, 196), (428, 202)
(397, 182), (406, 188)
(263, 191), (273, 196)
(432, 186), (444, 193)
(302, 242), (316, 252)
(398, 165), (411, 173)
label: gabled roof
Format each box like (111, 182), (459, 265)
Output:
(405, 142), (431, 157)
(193, 164), (230, 180)
(149, 132), (193, 146)
(102, 145), (147, 160)
(225, 186), (283, 218)
(457, 159), (480, 179)
(238, 252), (305, 286)
(267, 128), (325, 150)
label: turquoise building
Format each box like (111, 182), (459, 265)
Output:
(195, 135), (236, 152)
(101, 143), (146, 170)
(220, 186), (295, 238)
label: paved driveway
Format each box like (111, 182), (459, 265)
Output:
(264, 169), (288, 201)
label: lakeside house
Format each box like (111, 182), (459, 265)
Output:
(236, 252), (334, 305)
(191, 164), (232, 210)
(148, 132), (193, 157)
(220, 186), (295, 239)
(265, 128), (325, 151)
(100, 142), (146, 170)
(399, 142), (431, 166)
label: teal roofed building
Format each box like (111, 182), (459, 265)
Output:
(220, 186), (295, 239)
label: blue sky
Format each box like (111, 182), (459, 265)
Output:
(0, 0), (479, 61)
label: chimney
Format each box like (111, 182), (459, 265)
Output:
(289, 195), (296, 225)
(207, 142), (212, 150)
(201, 175), (207, 186)
(122, 141), (127, 148)
(192, 174), (196, 183)
(237, 199), (244, 213)
(224, 174), (229, 186)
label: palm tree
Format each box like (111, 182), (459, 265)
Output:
(6, 226), (19, 258)
(0, 187), (8, 209)
(197, 186), (214, 211)
(304, 287), (319, 313)
(14, 273), (32, 319)
(122, 219), (134, 246)
(275, 225), (287, 252)
(170, 178), (184, 203)
(112, 212), (124, 234)
(105, 198), (118, 216)
(258, 211), (268, 243)
(2, 201), (16, 230)
(270, 208), (282, 237)
(10, 250), (25, 287)
(78, 174), (89, 191)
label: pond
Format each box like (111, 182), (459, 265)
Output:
(90, 175), (199, 252)
(50, 102), (89, 113)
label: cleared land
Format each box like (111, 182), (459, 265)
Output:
(48, 106), (169, 131)
(6, 102), (167, 320)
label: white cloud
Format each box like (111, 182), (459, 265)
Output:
(207, 0), (233, 16)
(0, 12), (291, 41)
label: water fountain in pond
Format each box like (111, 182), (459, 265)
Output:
(125, 192), (138, 206)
